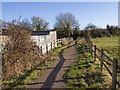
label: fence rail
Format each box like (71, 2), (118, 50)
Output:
(103, 52), (113, 63)
(39, 38), (62, 55)
(118, 65), (120, 70)
(83, 36), (120, 88)
(96, 47), (101, 52)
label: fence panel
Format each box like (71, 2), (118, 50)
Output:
(100, 49), (104, 71)
(112, 58), (118, 88)
(94, 45), (96, 62)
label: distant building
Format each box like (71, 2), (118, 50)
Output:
(31, 30), (57, 54)
(0, 30), (57, 54)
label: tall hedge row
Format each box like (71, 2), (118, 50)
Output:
(2, 24), (44, 80)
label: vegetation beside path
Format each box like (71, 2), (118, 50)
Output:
(91, 36), (118, 63)
(91, 36), (120, 87)
(64, 38), (109, 88)
(3, 44), (67, 88)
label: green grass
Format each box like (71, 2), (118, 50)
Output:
(64, 37), (119, 88)
(91, 36), (119, 63)
(91, 36), (120, 87)
(3, 44), (66, 88)
(64, 41), (107, 88)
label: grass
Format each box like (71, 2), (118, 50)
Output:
(64, 39), (108, 88)
(91, 36), (120, 88)
(2, 44), (67, 88)
(91, 36), (118, 63)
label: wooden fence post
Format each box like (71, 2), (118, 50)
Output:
(58, 39), (59, 43)
(100, 49), (104, 71)
(56, 40), (57, 47)
(57, 39), (58, 46)
(61, 39), (62, 44)
(40, 46), (42, 55)
(54, 40), (55, 48)
(94, 45), (96, 63)
(112, 58), (118, 88)
(46, 44), (48, 53)
(51, 42), (52, 50)
(90, 45), (93, 56)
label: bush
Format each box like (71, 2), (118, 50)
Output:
(72, 29), (80, 40)
(62, 37), (73, 45)
(2, 24), (43, 81)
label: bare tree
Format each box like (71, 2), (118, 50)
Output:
(31, 16), (49, 31)
(55, 13), (79, 29)
(19, 18), (32, 29)
(84, 23), (98, 30)
(54, 13), (79, 37)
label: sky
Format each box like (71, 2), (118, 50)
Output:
(2, 2), (118, 29)
(118, 2), (120, 28)
(1, 0), (119, 2)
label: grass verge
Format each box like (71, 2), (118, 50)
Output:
(64, 40), (108, 88)
(2, 44), (67, 88)
(91, 36), (120, 88)
(91, 36), (118, 63)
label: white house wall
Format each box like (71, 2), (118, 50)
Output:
(0, 31), (58, 55)
(31, 31), (57, 54)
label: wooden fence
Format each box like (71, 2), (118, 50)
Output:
(83, 37), (120, 88)
(39, 38), (62, 55)
(0, 36), (63, 55)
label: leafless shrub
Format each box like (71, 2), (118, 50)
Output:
(2, 24), (44, 80)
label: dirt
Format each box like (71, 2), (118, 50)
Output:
(16, 42), (78, 89)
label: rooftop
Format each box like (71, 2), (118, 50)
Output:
(32, 31), (50, 36)
(1, 29), (56, 36)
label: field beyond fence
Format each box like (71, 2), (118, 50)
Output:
(83, 36), (120, 88)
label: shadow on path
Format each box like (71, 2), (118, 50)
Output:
(41, 44), (75, 88)
(3, 57), (49, 90)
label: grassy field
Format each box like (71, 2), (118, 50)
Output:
(91, 36), (119, 63)
(64, 36), (119, 88)
(91, 36), (120, 87)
